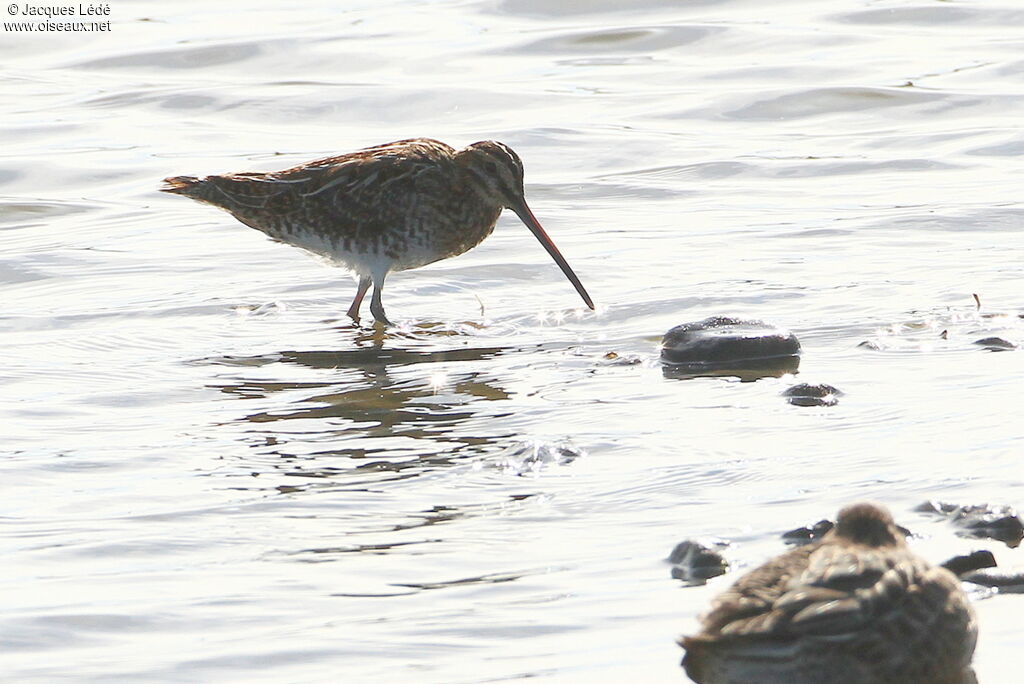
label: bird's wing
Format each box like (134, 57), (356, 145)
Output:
(263, 138), (454, 236)
(696, 544), (815, 636)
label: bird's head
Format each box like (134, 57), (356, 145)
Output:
(833, 502), (905, 548)
(458, 140), (526, 208)
(456, 140), (594, 311)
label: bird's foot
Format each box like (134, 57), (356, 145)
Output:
(370, 301), (391, 327)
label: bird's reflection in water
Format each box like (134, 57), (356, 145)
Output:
(204, 323), (526, 481)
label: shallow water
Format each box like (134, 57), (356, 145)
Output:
(2, 0), (1023, 681)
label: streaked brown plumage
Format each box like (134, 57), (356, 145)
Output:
(161, 138), (594, 324)
(680, 502), (978, 684)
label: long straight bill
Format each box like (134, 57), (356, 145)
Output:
(511, 200), (595, 310)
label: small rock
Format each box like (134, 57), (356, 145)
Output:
(782, 383), (843, 407)
(915, 501), (1024, 547)
(660, 316), (800, 369)
(941, 550), (997, 577)
(668, 540), (729, 584)
(961, 567), (1024, 592)
(600, 351), (643, 366)
(781, 519), (834, 544)
(973, 336), (1017, 351)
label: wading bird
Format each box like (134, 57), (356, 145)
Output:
(162, 139), (594, 324)
(680, 502), (978, 684)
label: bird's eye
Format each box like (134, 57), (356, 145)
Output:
(485, 162), (498, 173)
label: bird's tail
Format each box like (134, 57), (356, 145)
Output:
(160, 172), (280, 214)
(160, 175), (204, 197)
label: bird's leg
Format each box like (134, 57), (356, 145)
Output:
(369, 272), (391, 326)
(346, 276), (372, 321)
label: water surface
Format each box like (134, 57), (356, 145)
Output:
(2, 1), (1023, 681)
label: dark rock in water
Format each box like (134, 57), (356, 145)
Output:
(961, 567), (1024, 592)
(782, 516), (910, 544)
(660, 316), (800, 374)
(782, 382), (843, 407)
(781, 519), (834, 544)
(668, 540), (729, 584)
(942, 550), (997, 577)
(915, 500), (1024, 547)
(973, 336), (1017, 351)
